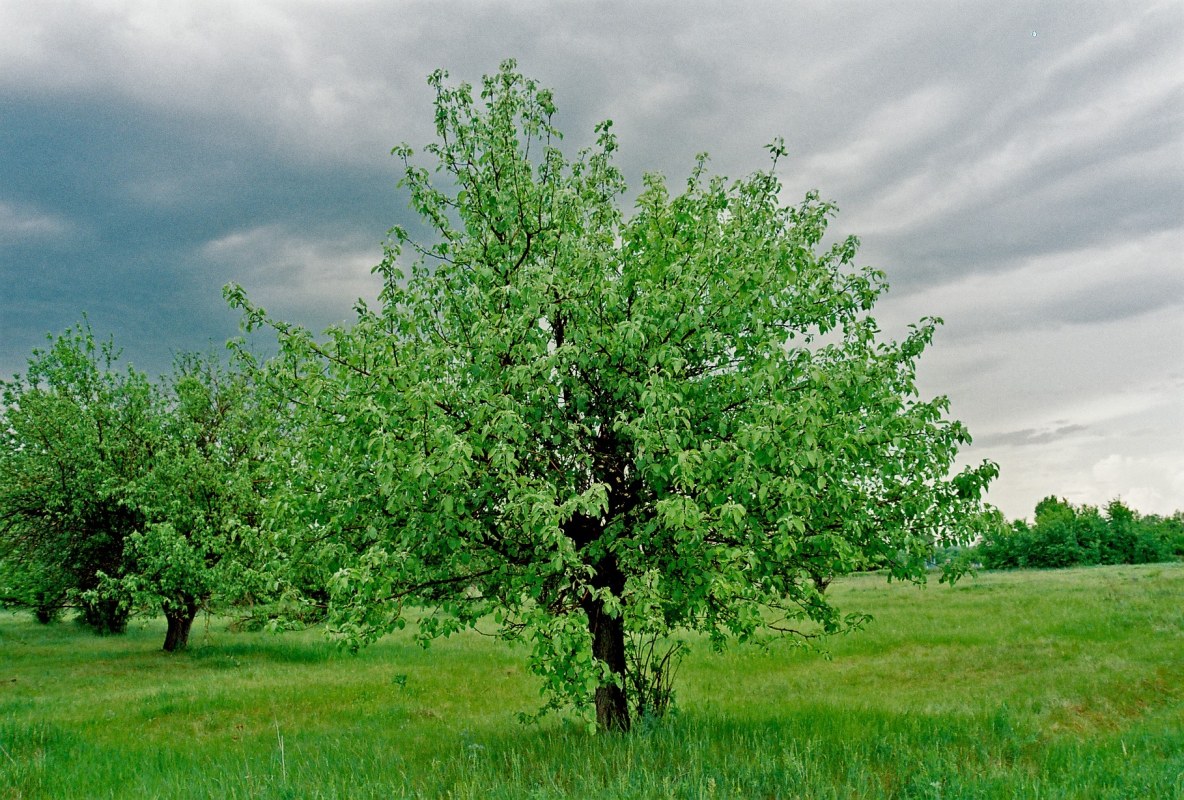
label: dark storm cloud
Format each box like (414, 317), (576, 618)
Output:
(0, 90), (401, 376)
(919, 254), (1184, 344)
(1050, 274), (1184, 328)
(815, 4), (1183, 289)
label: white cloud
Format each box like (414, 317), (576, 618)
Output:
(977, 446), (1184, 521)
(0, 200), (72, 242)
(899, 295), (1183, 519)
(202, 224), (384, 325)
(1089, 453), (1184, 517)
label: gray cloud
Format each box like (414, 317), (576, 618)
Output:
(974, 424), (1090, 449)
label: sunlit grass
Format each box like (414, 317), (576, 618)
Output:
(2, 563), (1181, 798)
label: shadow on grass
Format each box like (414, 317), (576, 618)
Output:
(185, 636), (340, 667)
(1, 611), (349, 683)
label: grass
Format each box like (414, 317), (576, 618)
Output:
(1, 563), (1181, 798)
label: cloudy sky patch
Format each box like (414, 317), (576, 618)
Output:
(1, 0), (1180, 519)
(202, 223), (385, 324)
(0, 199), (74, 242)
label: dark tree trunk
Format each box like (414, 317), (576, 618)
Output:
(582, 551), (630, 732)
(162, 597), (199, 652)
(80, 597), (129, 635)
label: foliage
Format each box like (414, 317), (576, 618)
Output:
(0, 321), (154, 633)
(227, 60), (996, 731)
(977, 496), (1182, 570)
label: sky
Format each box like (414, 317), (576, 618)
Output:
(1, 1), (1181, 520)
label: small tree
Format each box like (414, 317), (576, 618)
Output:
(92, 354), (267, 651)
(0, 322), (154, 634)
(1027, 496), (1083, 568)
(976, 514), (1027, 570)
(1102, 499), (1138, 564)
(976, 497), (1182, 571)
(1074, 505), (1108, 566)
(1, 328), (267, 650)
(0, 557), (71, 623)
(228, 61), (996, 731)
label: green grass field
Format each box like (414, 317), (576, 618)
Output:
(2, 563), (1181, 799)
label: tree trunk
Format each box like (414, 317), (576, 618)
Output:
(80, 597), (129, 635)
(162, 597), (199, 652)
(582, 552), (630, 732)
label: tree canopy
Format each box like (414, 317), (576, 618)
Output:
(228, 60), (997, 731)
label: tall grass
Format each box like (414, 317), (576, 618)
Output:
(2, 563), (1181, 798)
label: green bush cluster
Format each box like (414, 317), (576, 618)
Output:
(978, 496), (1183, 570)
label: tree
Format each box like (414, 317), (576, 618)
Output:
(1027, 496), (1084, 568)
(977, 516), (1029, 570)
(1102, 498), (1137, 564)
(0, 322), (155, 633)
(1073, 504), (1108, 566)
(227, 61), (997, 731)
(90, 354), (268, 651)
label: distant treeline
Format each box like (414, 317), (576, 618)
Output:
(974, 497), (1184, 570)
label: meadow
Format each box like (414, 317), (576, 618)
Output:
(1, 563), (1181, 799)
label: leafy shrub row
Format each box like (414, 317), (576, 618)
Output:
(976, 497), (1183, 570)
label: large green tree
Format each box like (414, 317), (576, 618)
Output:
(228, 61), (997, 731)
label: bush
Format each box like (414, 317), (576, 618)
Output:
(976, 497), (1181, 570)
